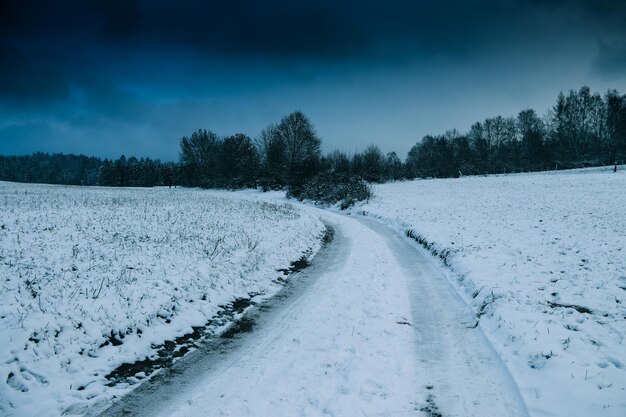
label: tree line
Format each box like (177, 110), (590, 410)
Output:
(179, 111), (321, 194)
(1, 86), (624, 192)
(404, 87), (626, 178)
(97, 156), (178, 187)
(178, 86), (625, 189)
(0, 153), (178, 187)
(0, 153), (102, 186)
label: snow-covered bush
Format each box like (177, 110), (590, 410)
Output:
(292, 172), (372, 209)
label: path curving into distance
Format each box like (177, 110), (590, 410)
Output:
(94, 209), (529, 417)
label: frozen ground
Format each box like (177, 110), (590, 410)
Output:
(353, 167), (626, 417)
(3, 167), (624, 417)
(95, 208), (528, 417)
(0, 183), (324, 416)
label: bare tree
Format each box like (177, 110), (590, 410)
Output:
(179, 129), (221, 187)
(275, 111), (321, 188)
(361, 144), (385, 182)
(255, 124), (277, 166)
(222, 133), (259, 188)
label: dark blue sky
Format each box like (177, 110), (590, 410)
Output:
(1, 0), (625, 161)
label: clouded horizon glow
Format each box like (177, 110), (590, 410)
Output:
(1, 0), (625, 161)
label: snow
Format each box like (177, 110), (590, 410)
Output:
(352, 167), (626, 417)
(2, 167), (624, 417)
(97, 208), (528, 417)
(0, 182), (325, 417)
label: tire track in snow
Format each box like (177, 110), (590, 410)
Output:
(360, 217), (529, 417)
(93, 210), (529, 417)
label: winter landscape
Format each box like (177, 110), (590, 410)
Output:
(1, 166), (624, 416)
(2, 1), (626, 417)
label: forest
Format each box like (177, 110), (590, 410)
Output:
(1, 86), (625, 195)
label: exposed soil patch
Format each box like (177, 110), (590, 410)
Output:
(277, 256), (310, 275)
(220, 317), (255, 339)
(321, 225), (335, 245)
(547, 301), (593, 314)
(406, 229), (452, 267)
(222, 297), (256, 315)
(419, 393), (443, 417)
(105, 296), (256, 386)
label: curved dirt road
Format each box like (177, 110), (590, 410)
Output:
(96, 210), (528, 417)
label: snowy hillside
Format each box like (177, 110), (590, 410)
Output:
(0, 183), (325, 416)
(354, 167), (626, 417)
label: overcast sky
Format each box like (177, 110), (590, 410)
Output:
(1, 0), (625, 161)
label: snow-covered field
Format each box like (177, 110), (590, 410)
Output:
(2, 168), (624, 417)
(0, 182), (325, 417)
(354, 167), (626, 417)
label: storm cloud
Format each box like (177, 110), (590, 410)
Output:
(1, 0), (625, 159)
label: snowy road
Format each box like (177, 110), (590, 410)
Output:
(95, 210), (529, 417)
